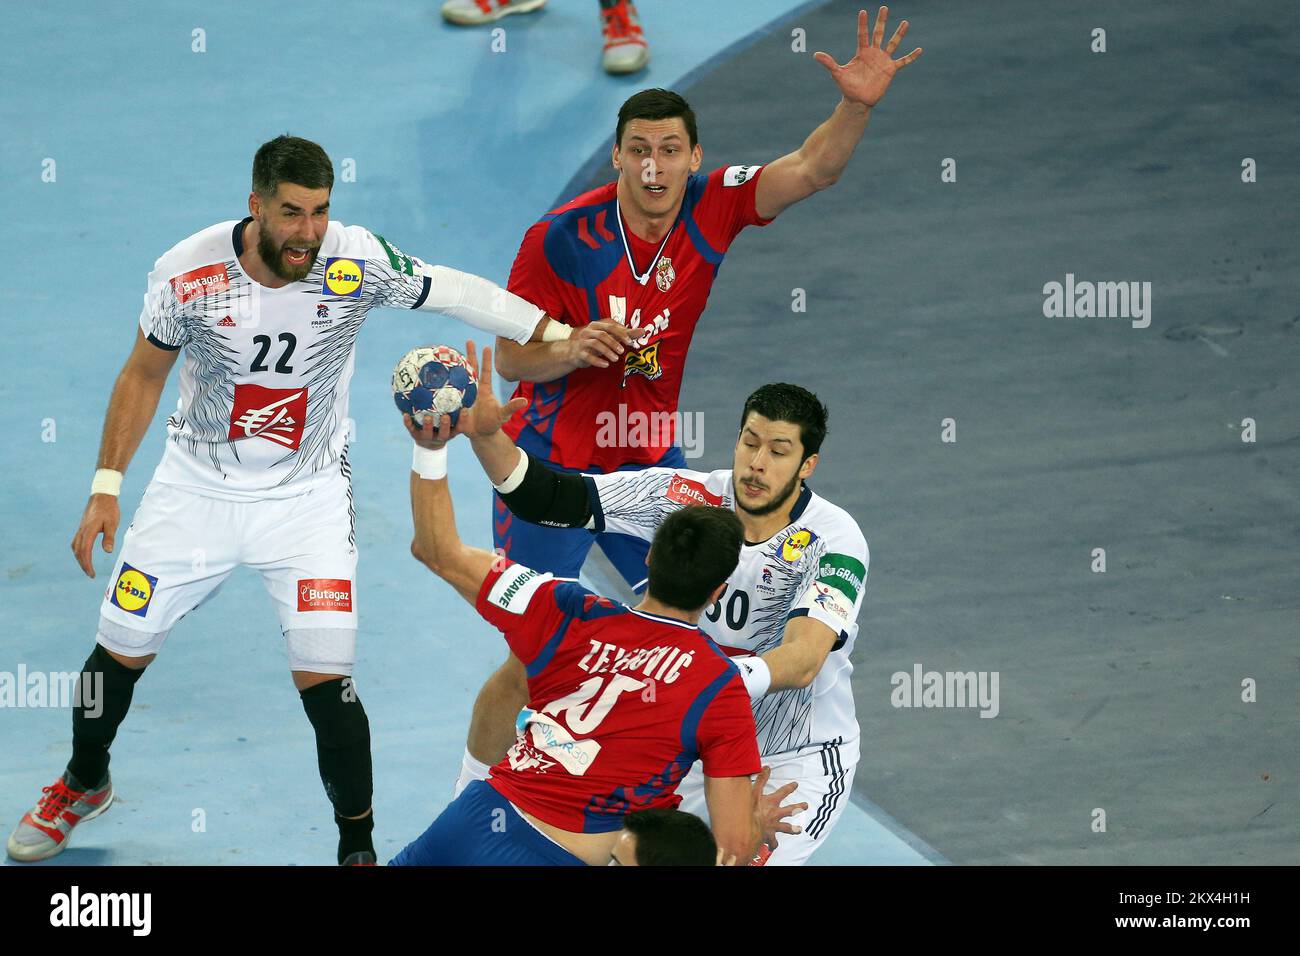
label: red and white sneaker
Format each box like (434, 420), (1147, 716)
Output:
(441, 0), (548, 26)
(6, 773), (114, 862)
(601, 0), (650, 74)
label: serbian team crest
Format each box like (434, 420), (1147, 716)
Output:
(229, 384), (308, 449)
(655, 257), (675, 292)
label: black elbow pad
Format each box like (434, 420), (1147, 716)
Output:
(497, 454), (594, 528)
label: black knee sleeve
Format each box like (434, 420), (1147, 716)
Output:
(299, 678), (373, 819)
(67, 644), (146, 788)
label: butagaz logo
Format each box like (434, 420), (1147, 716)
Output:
(228, 384), (308, 450)
(49, 886), (151, 936)
(655, 257), (675, 292)
(1042, 273), (1152, 329)
(891, 663), (1000, 719)
(172, 263), (230, 303)
(622, 342), (663, 385)
(322, 257), (365, 297)
(297, 578), (353, 612)
(665, 474), (723, 507)
(723, 164), (762, 187)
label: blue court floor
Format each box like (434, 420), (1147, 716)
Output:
(0, 0), (933, 865)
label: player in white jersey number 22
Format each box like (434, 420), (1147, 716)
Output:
(415, 347), (868, 866)
(6, 136), (572, 866)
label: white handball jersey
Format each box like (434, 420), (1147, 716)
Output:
(583, 468), (869, 757)
(139, 219), (544, 499)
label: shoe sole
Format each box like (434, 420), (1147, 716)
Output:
(603, 46), (650, 75)
(443, 0), (548, 26)
(5, 785), (115, 863)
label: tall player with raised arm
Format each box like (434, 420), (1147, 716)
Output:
(6, 136), (571, 865)
(459, 7), (920, 794)
(411, 348), (868, 866)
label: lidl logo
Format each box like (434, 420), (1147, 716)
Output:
(780, 528), (818, 565)
(322, 257), (365, 297)
(110, 563), (158, 617)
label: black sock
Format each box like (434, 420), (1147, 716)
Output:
(336, 811), (375, 864)
(67, 645), (146, 788)
(299, 679), (375, 862)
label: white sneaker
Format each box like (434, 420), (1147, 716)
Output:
(601, 0), (650, 74)
(441, 0), (548, 26)
(7, 772), (114, 862)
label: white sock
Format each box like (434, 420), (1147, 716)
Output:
(453, 748), (493, 798)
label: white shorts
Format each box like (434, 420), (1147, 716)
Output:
(96, 476), (359, 674)
(677, 736), (859, 866)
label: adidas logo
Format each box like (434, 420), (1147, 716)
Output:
(216, 316), (236, 327)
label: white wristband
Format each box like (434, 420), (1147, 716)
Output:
(736, 656), (772, 702)
(412, 444), (448, 480)
(540, 318), (573, 342)
(91, 469), (123, 497)
(492, 447), (529, 494)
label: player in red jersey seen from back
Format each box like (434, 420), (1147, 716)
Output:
(391, 345), (799, 865)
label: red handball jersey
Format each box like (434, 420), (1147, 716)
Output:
(475, 563), (761, 834)
(504, 165), (772, 471)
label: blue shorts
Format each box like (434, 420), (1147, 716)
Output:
(388, 780), (586, 866)
(492, 445), (687, 592)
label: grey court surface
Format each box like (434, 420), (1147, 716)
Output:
(643, 0), (1299, 864)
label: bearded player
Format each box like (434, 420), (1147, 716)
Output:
(455, 6), (918, 798)
(5, 135), (573, 865)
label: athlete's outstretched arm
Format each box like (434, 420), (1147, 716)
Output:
(72, 328), (180, 578)
(415, 264), (571, 345)
(408, 464), (498, 605)
(755, 7), (922, 220)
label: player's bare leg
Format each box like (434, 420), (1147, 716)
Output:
(294, 667), (377, 865)
(456, 653), (529, 795)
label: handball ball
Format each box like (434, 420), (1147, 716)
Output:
(392, 345), (478, 429)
